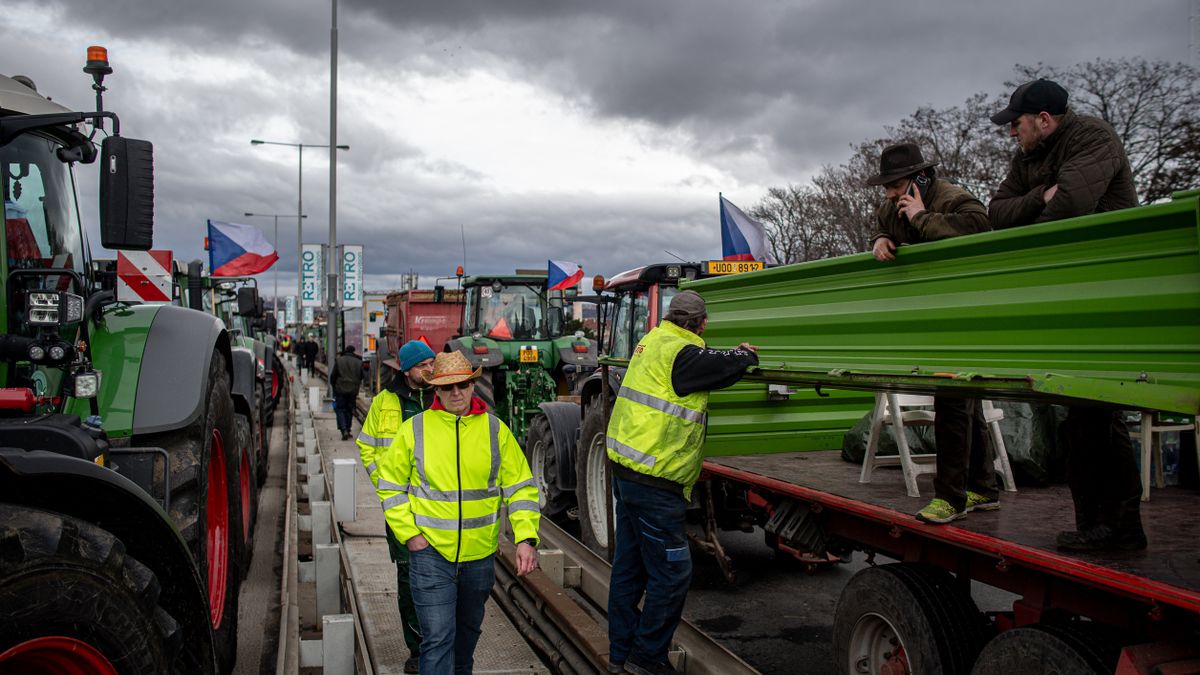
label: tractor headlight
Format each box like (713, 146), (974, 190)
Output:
(28, 344), (46, 361)
(69, 370), (102, 398)
(26, 291), (85, 326)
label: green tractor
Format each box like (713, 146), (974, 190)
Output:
(0, 51), (247, 672)
(444, 272), (596, 519)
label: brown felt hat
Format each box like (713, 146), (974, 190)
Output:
(867, 143), (938, 186)
(425, 351), (482, 386)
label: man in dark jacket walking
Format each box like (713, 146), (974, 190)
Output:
(331, 345), (364, 440)
(989, 78), (1145, 551)
(868, 143), (997, 525)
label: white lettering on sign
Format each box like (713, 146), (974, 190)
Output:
(341, 245), (364, 308)
(301, 244), (323, 307)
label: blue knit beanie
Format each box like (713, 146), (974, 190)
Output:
(399, 340), (436, 372)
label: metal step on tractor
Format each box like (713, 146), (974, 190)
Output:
(443, 271), (597, 521)
(0, 49), (250, 673)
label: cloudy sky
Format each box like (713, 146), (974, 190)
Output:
(3, 0), (1191, 300)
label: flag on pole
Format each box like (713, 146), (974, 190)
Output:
(719, 195), (777, 263)
(208, 220), (279, 277)
(547, 260), (584, 291)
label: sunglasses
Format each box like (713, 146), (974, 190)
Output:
(435, 381), (473, 391)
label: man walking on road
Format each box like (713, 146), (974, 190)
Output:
(331, 345), (363, 440)
(989, 78), (1146, 552)
(605, 290), (758, 675)
(357, 339), (437, 673)
(375, 351), (541, 675)
(867, 142), (997, 525)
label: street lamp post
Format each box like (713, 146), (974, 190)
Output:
(244, 212), (306, 317)
(249, 139), (348, 330)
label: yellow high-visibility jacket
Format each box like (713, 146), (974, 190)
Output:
(376, 404), (541, 562)
(606, 320), (708, 499)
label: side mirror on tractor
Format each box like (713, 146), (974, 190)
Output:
(99, 136), (154, 250)
(237, 287), (259, 316)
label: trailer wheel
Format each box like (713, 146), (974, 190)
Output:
(140, 350), (242, 672)
(525, 415), (572, 519)
(970, 623), (1118, 675)
(833, 563), (986, 675)
(0, 504), (181, 674)
(575, 398), (614, 557)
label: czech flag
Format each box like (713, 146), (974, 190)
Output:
(547, 260), (584, 291)
(208, 220), (279, 277)
(720, 195), (778, 263)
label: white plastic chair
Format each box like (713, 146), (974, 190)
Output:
(1137, 411), (1198, 501)
(860, 393), (1017, 498)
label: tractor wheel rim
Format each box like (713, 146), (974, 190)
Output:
(848, 612), (910, 675)
(585, 431), (611, 549)
(240, 449), (252, 542)
(207, 427), (230, 629)
(531, 438), (548, 507)
(0, 636), (118, 674)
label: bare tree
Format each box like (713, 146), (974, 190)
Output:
(1012, 59), (1200, 202)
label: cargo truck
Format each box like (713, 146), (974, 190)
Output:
(574, 195), (1200, 674)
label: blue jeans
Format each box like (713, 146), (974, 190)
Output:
(334, 392), (356, 431)
(409, 546), (495, 675)
(607, 476), (692, 669)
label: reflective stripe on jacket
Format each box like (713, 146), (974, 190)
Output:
(357, 388), (403, 487)
(375, 408), (541, 562)
(605, 320), (708, 499)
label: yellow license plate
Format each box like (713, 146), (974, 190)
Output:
(519, 348), (539, 363)
(705, 260), (764, 275)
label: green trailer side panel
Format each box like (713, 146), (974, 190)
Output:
(704, 383), (874, 456)
(64, 304), (159, 437)
(689, 194), (1200, 414)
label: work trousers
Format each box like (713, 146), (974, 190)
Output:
(933, 397), (999, 512)
(608, 475), (692, 670)
(384, 526), (423, 658)
(409, 547), (494, 675)
(334, 392), (357, 431)
(1063, 406), (1143, 534)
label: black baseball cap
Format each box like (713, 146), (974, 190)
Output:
(990, 79), (1069, 125)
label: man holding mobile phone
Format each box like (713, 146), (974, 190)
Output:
(867, 143), (997, 525)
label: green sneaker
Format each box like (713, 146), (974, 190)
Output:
(965, 491), (1000, 512)
(916, 498), (965, 524)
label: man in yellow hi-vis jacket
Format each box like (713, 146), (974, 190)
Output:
(375, 351), (540, 675)
(606, 290), (757, 675)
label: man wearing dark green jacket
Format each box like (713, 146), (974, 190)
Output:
(989, 78), (1145, 552)
(357, 339), (436, 673)
(867, 143), (998, 525)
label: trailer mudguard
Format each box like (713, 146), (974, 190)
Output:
(132, 304), (231, 435)
(229, 345), (255, 417)
(0, 448), (217, 672)
(447, 337), (503, 369)
(537, 401), (581, 490)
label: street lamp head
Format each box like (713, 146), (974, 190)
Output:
(250, 139), (265, 145)
(244, 212), (254, 217)
(336, 145), (350, 150)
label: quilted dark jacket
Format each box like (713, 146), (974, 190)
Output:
(872, 178), (991, 245)
(989, 111), (1138, 228)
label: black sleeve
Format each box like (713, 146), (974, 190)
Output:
(670, 345), (758, 396)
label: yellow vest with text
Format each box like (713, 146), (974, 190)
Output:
(375, 408), (541, 562)
(606, 320), (708, 499)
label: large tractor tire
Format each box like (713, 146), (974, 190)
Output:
(475, 369), (497, 411)
(256, 380), (270, 486)
(575, 398), (614, 558)
(832, 563), (988, 675)
(524, 415), (573, 521)
(234, 413), (259, 577)
(140, 350), (242, 673)
(0, 504), (181, 674)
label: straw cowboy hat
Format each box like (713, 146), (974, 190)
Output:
(426, 351), (483, 387)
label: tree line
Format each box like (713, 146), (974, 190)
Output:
(752, 58), (1200, 264)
